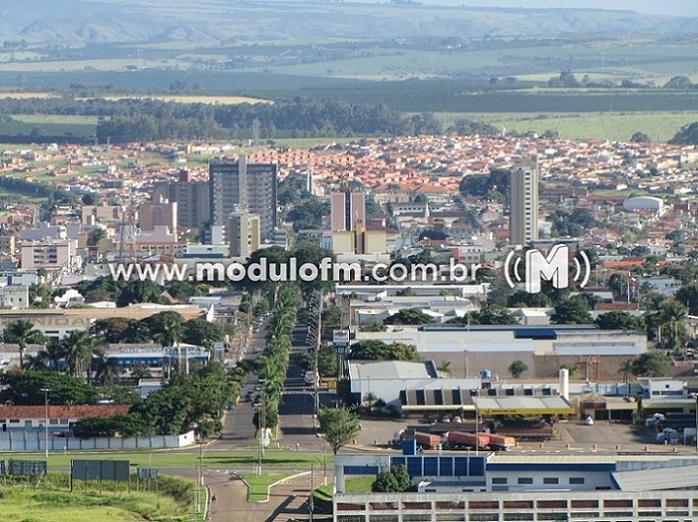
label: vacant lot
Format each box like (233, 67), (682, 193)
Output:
(0, 473), (199, 522)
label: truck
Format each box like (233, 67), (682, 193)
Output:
(486, 433), (516, 451)
(444, 431), (490, 450)
(414, 432), (442, 450)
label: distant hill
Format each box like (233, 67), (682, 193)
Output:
(0, 0), (696, 46)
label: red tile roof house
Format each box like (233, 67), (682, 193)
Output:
(0, 404), (129, 433)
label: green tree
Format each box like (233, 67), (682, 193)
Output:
(509, 360), (528, 378)
(116, 279), (163, 307)
(437, 360), (452, 376)
(72, 413), (152, 438)
(3, 319), (46, 369)
(90, 317), (139, 343)
(182, 318), (223, 349)
(31, 338), (67, 371)
(595, 311), (645, 330)
(143, 311), (184, 347)
(318, 345), (338, 378)
(359, 318), (387, 332)
(61, 331), (104, 383)
(618, 359), (634, 392)
(449, 306), (519, 325)
(349, 340), (420, 361)
(631, 351), (669, 377)
(655, 300), (687, 351)
(630, 131), (650, 143)
(384, 308), (434, 325)
(372, 465), (412, 492)
(318, 406), (361, 454)
(0, 371), (97, 405)
(550, 297), (593, 325)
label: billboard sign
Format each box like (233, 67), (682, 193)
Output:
(72, 460), (130, 482)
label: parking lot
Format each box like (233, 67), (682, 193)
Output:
(351, 417), (698, 455)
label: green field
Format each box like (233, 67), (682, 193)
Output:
(0, 473), (200, 522)
(436, 111), (698, 142)
(0, 113), (97, 138)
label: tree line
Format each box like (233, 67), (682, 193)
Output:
(0, 96), (496, 142)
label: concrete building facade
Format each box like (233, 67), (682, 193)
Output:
(510, 162), (539, 245)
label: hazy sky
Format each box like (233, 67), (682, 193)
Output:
(421, 0), (697, 16)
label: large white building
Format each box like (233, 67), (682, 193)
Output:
(352, 325), (647, 380)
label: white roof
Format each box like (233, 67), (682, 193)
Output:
(348, 360), (430, 380)
(612, 464), (698, 491)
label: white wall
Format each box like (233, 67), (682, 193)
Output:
(0, 430), (195, 451)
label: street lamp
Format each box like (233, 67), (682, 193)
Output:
(40, 388), (51, 459)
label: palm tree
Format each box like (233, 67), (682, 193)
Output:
(437, 361), (452, 376)
(3, 319), (46, 370)
(93, 357), (122, 385)
(33, 339), (67, 371)
(363, 392), (378, 413)
(657, 301), (687, 351)
(153, 315), (183, 348)
(618, 360), (634, 397)
(61, 331), (104, 383)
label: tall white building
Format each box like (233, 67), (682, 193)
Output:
(509, 162), (539, 246)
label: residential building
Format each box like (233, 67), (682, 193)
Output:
(209, 157), (277, 241)
(331, 191), (366, 232)
(153, 169), (210, 230)
(139, 199), (177, 233)
(510, 162), (539, 245)
(20, 238), (80, 271)
(228, 206), (261, 258)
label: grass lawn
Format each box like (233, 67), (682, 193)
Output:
(0, 448), (329, 472)
(314, 476), (374, 501)
(241, 471), (290, 502)
(0, 473), (201, 522)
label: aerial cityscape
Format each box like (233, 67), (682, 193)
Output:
(2, 1), (698, 521)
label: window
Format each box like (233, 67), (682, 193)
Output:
(9, 419), (19, 423)
(569, 477), (585, 485)
(50, 419), (58, 425)
(492, 477), (508, 485)
(543, 477), (559, 485)
(517, 477), (533, 485)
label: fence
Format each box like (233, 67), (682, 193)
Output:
(0, 430), (195, 451)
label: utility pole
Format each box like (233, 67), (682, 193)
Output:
(314, 292), (323, 430)
(309, 463), (315, 522)
(40, 388), (51, 459)
(474, 387), (480, 457)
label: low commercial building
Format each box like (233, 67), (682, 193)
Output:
(353, 325), (647, 380)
